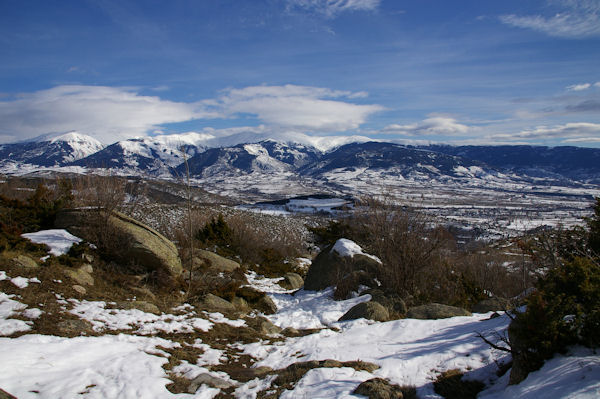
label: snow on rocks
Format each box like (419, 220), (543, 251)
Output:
(331, 238), (381, 263)
(21, 229), (82, 256)
(267, 287), (371, 329)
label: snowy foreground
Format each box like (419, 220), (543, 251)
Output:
(1, 232), (599, 398)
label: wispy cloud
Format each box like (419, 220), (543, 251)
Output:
(493, 122), (600, 142)
(382, 116), (471, 136)
(208, 84), (383, 131)
(287, 0), (380, 18)
(500, 0), (600, 39)
(567, 83), (592, 91)
(0, 85), (209, 143)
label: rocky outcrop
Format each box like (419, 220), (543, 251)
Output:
(193, 249), (240, 272)
(339, 301), (389, 322)
(407, 303), (471, 319)
(304, 240), (382, 291)
(55, 208), (182, 278)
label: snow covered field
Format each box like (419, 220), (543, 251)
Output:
(1, 231), (599, 398)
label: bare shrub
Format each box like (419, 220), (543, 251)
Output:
(344, 196), (454, 301)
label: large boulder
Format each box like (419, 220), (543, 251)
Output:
(407, 303), (471, 319)
(364, 289), (407, 317)
(193, 249), (240, 273)
(338, 301), (389, 322)
(55, 209), (182, 278)
(195, 293), (236, 313)
(280, 272), (304, 290)
(304, 239), (382, 291)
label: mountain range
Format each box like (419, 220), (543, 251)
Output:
(1, 131), (600, 186)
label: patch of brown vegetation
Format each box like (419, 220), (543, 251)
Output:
(433, 369), (485, 399)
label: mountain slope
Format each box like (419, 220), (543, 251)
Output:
(0, 132), (104, 167)
(72, 134), (209, 176)
(424, 145), (600, 183)
(300, 141), (491, 179)
(179, 140), (321, 177)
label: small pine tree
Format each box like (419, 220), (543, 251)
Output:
(588, 197), (600, 255)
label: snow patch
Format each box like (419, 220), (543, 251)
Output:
(21, 229), (82, 257)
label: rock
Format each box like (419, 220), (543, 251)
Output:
(334, 270), (378, 300)
(281, 327), (301, 336)
(72, 285), (87, 295)
(196, 293), (236, 313)
(117, 300), (160, 314)
(231, 296), (250, 311)
(280, 272), (304, 290)
(256, 295), (278, 315)
(55, 208), (182, 278)
(236, 286), (278, 314)
(243, 366), (273, 380)
(193, 249), (240, 272)
(339, 301), (389, 322)
(12, 254), (39, 269)
(65, 266), (94, 286)
(82, 253), (94, 263)
(0, 388), (17, 399)
(56, 319), (93, 336)
(187, 373), (235, 392)
(365, 289), (407, 317)
(472, 297), (511, 313)
(353, 378), (406, 399)
(407, 303), (471, 319)
(130, 286), (157, 301)
(80, 263), (93, 274)
(247, 316), (282, 335)
(304, 241), (382, 291)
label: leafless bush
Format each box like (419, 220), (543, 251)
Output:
(345, 196), (453, 299)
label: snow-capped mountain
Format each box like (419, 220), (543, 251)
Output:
(2, 131), (600, 189)
(0, 132), (104, 167)
(71, 133), (211, 176)
(177, 140), (321, 177)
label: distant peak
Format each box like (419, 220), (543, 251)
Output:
(49, 131), (103, 146)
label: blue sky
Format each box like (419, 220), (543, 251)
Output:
(0, 0), (599, 147)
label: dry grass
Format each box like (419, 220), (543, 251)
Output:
(433, 369), (485, 399)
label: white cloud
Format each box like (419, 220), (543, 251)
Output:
(567, 83), (592, 91)
(0, 84), (382, 144)
(493, 122), (600, 141)
(208, 84), (383, 132)
(382, 116), (471, 136)
(0, 85), (210, 143)
(287, 0), (380, 17)
(500, 0), (600, 38)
